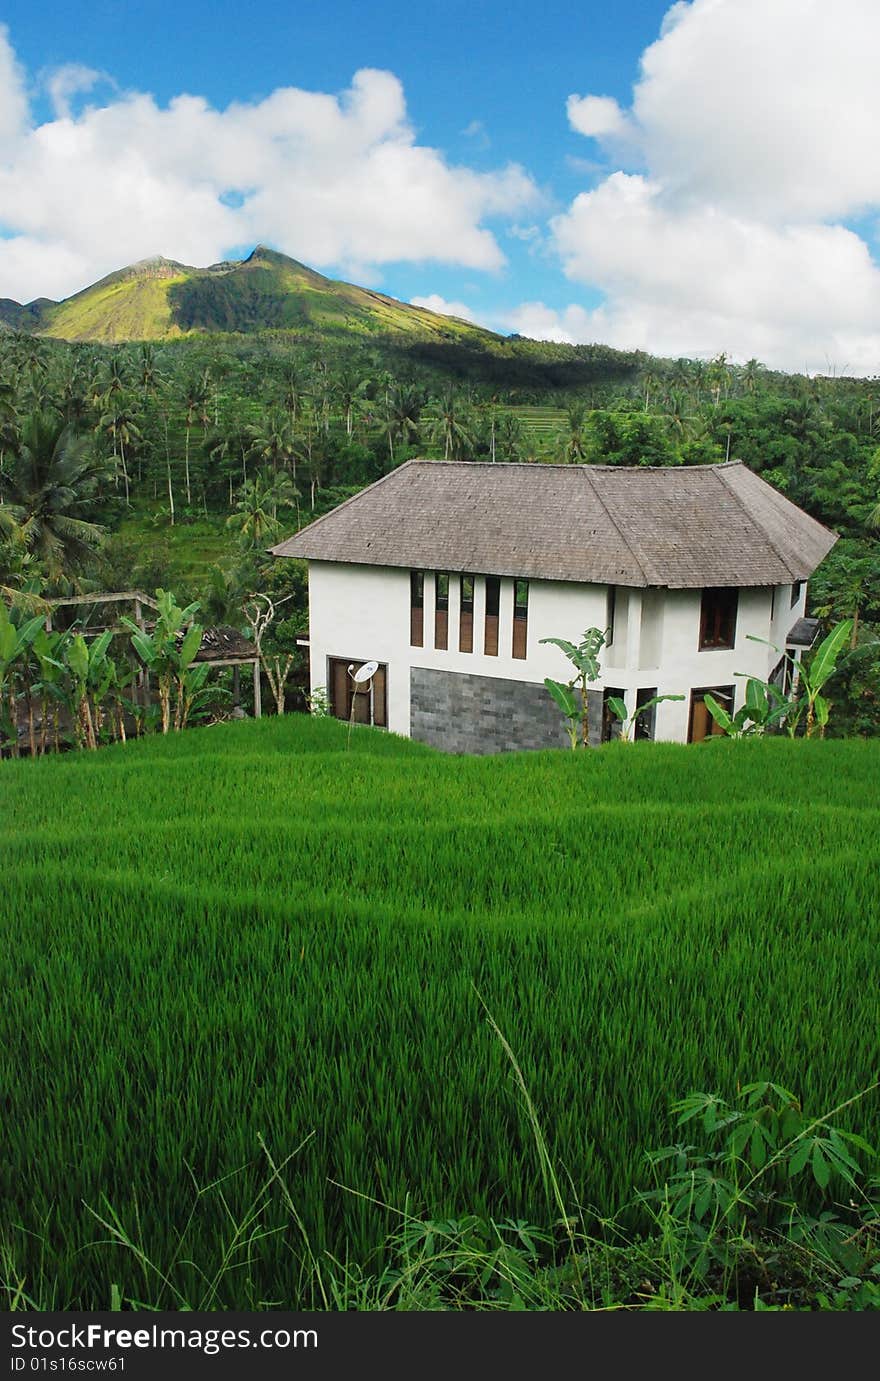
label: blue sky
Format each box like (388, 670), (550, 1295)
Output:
(1, 1), (879, 373)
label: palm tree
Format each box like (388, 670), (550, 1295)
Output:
(97, 392), (142, 504)
(2, 412), (109, 578)
(248, 410), (296, 480)
(429, 389), (473, 461)
(181, 372), (211, 506)
(334, 368), (370, 439)
(565, 402), (588, 463)
(226, 470), (299, 547)
(383, 384), (424, 463)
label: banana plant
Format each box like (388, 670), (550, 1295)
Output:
(66, 629), (115, 750)
(123, 589), (203, 734)
(31, 627), (70, 754)
(605, 692), (685, 743)
(739, 619), (854, 739)
(800, 618), (853, 737)
(703, 678), (790, 739)
(0, 602), (46, 756)
(707, 619), (854, 739)
(540, 627), (608, 748)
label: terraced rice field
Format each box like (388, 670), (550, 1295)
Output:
(2, 717), (878, 1307)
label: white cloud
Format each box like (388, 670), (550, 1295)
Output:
(0, 24), (28, 150)
(566, 94), (632, 143)
(504, 301), (598, 345)
(556, 0), (880, 373)
(45, 64), (103, 120)
(629, 0), (880, 221)
(410, 293), (479, 323)
(0, 37), (538, 303)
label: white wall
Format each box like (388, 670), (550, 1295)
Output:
(306, 561), (805, 744)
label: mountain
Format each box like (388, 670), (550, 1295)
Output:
(0, 246), (500, 346)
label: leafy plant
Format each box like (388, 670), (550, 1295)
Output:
(605, 692), (684, 742)
(540, 627), (608, 748)
(123, 588), (203, 733)
(66, 630), (115, 750)
(0, 602), (47, 756)
(706, 619), (855, 739)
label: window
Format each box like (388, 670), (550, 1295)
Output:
(602, 686), (625, 742)
(688, 685), (734, 743)
(699, 587), (738, 650)
(606, 586), (616, 645)
(434, 572), (449, 650)
(791, 580), (804, 608)
(634, 686), (657, 741)
(410, 571), (424, 647)
(459, 574), (474, 653)
(513, 579), (528, 659)
(484, 575), (500, 656)
(328, 658), (387, 728)
(770, 586), (777, 621)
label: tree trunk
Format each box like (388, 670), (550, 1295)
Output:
(184, 425), (192, 506)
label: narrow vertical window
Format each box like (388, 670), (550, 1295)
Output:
(459, 574), (474, 653)
(606, 586), (616, 645)
(434, 572), (449, 650)
(484, 575), (500, 656)
(410, 571), (424, 647)
(513, 579), (528, 659)
(790, 580), (804, 608)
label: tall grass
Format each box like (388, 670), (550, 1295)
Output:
(2, 718), (878, 1307)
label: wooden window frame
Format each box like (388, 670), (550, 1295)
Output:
(327, 657), (388, 729)
(699, 587), (738, 651)
(410, 571), (424, 648)
(434, 572), (449, 651)
(688, 684), (734, 744)
(484, 575), (500, 656)
(513, 579), (528, 660)
(459, 573), (474, 653)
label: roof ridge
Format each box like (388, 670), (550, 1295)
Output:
(269, 459), (419, 555)
(580, 466), (652, 585)
(714, 465), (797, 581)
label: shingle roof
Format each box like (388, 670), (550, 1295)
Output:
(270, 459), (836, 589)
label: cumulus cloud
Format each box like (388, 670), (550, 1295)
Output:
(504, 301), (598, 345)
(0, 24), (28, 149)
(558, 0), (880, 373)
(0, 35), (538, 303)
(410, 293), (479, 323)
(566, 94), (633, 144)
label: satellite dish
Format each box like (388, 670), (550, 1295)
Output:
(350, 660), (379, 684)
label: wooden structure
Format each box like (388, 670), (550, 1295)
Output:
(43, 591), (262, 716)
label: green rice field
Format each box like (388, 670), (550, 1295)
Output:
(2, 717), (879, 1308)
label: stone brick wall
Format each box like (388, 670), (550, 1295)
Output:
(410, 666), (604, 754)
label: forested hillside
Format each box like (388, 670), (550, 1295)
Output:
(1, 299), (879, 734)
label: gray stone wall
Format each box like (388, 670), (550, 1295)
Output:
(410, 666), (604, 754)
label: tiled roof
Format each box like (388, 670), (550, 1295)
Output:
(271, 459), (837, 589)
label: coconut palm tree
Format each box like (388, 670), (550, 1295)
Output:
(227, 469), (299, 547)
(1, 411), (109, 579)
(429, 389), (473, 461)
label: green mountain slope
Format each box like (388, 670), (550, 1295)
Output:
(0, 246), (499, 345)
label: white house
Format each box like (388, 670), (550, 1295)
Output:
(271, 459), (837, 751)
